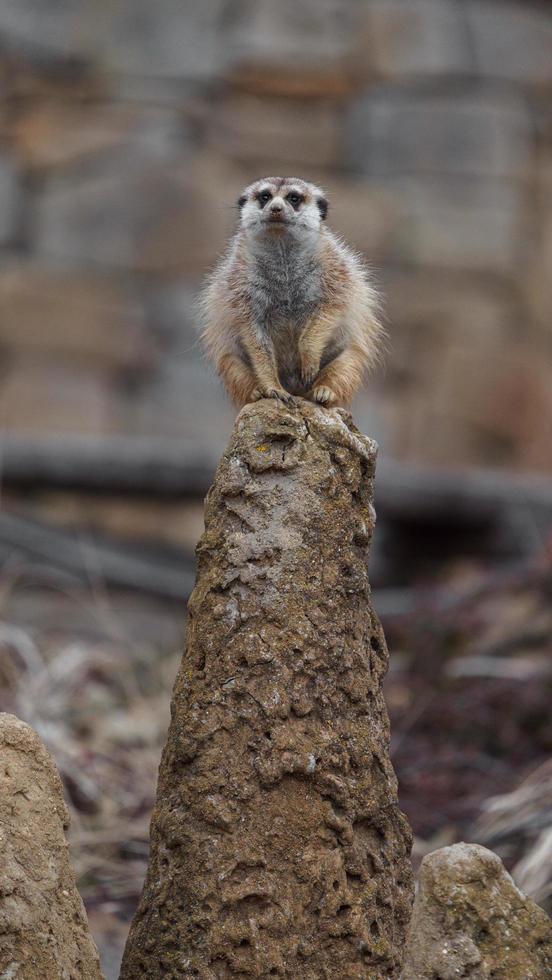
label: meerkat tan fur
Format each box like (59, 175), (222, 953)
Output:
(199, 176), (383, 408)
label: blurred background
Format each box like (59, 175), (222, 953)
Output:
(0, 0), (551, 974)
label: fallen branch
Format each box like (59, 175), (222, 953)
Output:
(0, 511), (195, 599)
(1, 434), (551, 532)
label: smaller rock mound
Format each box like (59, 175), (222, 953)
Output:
(402, 842), (552, 980)
(0, 712), (103, 980)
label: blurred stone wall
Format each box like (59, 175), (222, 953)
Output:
(0, 0), (551, 470)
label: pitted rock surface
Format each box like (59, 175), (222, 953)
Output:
(0, 713), (103, 979)
(402, 843), (552, 979)
(120, 399), (413, 979)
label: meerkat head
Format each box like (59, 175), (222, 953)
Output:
(237, 176), (328, 242)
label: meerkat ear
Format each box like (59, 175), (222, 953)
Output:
(237, 194), (247, 209)
(317, 196), (328, 221)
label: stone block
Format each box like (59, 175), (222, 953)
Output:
(365, 0), (470, 77)
(144, 281), (200, 349)
(409, 343), (552, 468)
(0, 263), (153, 372)
(34, 151), (241, 275)
(1, 358), (113, 435)
(376, 314), (552, 470)
(206, 94), (340, 170)
(524, 148), (552, 332)
(385, 397), (475, 466)
(467, 1), (552, 85)
(318, 175), (398, 261)
(102, 0), (225, 81)
(346, 91), (533, 178)
(124, 357), (232, 452)
(34, 161), (186, 271)
(133, 151), (245, 277)
(0, 0), (224, 80)
(381, 272), (512, 350)
(26, 103), (191, 272)
(0, 0), (100, 60)
(378, 272), (515, 401)
(223, 0), (366, 70)
(13, 102), (181, 172)
(377, 176), (523, 274)
(0, 153), (18, 243)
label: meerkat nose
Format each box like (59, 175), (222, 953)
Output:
(270, 199), (284, 213)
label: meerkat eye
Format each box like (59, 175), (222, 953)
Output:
(286, 192), (303, 209)
(258, 191), (272, 206)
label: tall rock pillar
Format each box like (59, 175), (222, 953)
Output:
(121, 400), (413, 979)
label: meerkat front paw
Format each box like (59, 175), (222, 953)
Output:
(261, 386), (295, 405)
(311, 385), (337, 406)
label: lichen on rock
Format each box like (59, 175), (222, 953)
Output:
(0, 712), (103, 980)
(402, 842), (552, 980)
(121, 399), (413, 978)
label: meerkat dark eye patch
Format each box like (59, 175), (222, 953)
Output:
(286, 191), (304, 210)
(257, 190), (273, 207)
(316, 196), (328, 220)
(237, 194), (247, 209)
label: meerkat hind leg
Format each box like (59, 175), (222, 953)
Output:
(309, 349), (363, 407)
(242, 334), (294, 404)
(298, 312), (341, 389)
(218, 353), (261, 407)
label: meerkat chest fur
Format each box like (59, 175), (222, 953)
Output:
(247, 236), (324, 332)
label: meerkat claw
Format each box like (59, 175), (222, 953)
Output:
(301, 367), (318, 389)
(312, 385), (337, 406)
(263, 387), (294, 405)
(277, 391), (295, 406)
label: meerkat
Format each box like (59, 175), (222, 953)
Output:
(199, 176), (383, 408)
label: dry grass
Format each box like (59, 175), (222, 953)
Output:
(0, 614), (181, 975)
(474, 759), (552, 910)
